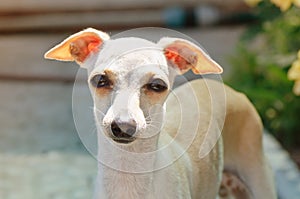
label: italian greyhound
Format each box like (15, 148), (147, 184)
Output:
(44, 28), (277, 199)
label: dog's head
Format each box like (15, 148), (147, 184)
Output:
(45, 28), (222, 145)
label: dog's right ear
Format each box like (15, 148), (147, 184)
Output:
(44, 28), (109, 67)
(158, 37), (223, 75)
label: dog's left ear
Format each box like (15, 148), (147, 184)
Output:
(158, 37), (223, 75)
(44, 28), (109, 67)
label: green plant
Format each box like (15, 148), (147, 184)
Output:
(226, 1), (300, 147)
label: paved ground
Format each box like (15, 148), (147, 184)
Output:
(0, 152), (96, 199)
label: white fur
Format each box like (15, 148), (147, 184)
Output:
(88, 38), (197, 198)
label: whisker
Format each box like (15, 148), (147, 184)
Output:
(146, 111), (164, 115)
(146, 120), (163, 127)
(145, 114), (164, 121)
(90, 126), (98, 136)
(146, 120), (163, 125)
(88, 106), (94, 110)
(145, 111), (164, 116)
(93, 107), (106, 116)
(145, 117), (163, 122)
(146, 126), (162, 132)
(146, 124), (161, 131)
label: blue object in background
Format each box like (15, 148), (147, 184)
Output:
(163, 6), (186, 28)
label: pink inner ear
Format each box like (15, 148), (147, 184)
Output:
(88, 41), (101, 53)
(70, 35), (102, 63)
(163, 40), (223, 75)
(164, 46), (190, 71)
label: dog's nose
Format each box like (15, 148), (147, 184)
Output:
(111, 120), (137, 139)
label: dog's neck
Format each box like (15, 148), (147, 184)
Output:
(95, 127), (161, 199)
(92, 66), (178, 198)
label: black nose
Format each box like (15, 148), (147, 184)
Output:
(111, 120), (137, 139)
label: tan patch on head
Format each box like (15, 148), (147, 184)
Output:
(141, 74), (169, 105)
(95, 87), (113, 96)
(143, 88), (168, 105)
(91, 69), (115, 97)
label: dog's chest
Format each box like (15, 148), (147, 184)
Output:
(98, 152), (192, 199)
(101, 170), (152, 199)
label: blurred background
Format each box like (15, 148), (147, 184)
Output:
(0, 0), (299, 198)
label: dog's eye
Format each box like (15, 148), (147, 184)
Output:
(146, 79), (168, 92)
(90, 74), (111, 88)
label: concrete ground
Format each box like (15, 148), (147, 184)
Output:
(0, 152), (95, 199)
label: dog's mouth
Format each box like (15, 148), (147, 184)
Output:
(111, 137), (136, 144)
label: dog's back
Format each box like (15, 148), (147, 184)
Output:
(164, 78), (276, 198)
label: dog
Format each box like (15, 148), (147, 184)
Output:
(44, 28), (277, 199)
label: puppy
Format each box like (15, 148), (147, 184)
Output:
(45, 28), (277, 199)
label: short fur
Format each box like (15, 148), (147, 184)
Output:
(45, 28), (277, 199)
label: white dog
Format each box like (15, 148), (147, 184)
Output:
(45, 28), (277, 199)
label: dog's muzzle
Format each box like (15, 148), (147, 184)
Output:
(110, 120), (137, 144)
